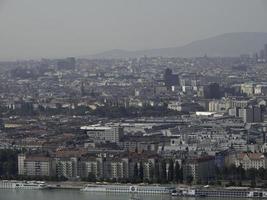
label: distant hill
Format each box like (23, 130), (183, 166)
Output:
(89, 32), (267, 58)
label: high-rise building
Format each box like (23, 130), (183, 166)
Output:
(55, 157), (79, 179)
(199, 83), (221, 99)
(18, 154), (56, 177)
(238, 106), (262, 123)
(164, 68), (179, 89)
(264, 44), (267, 59)
(238, 108), (254, 123)
(81, 157), (103, 179)
(208, 83), (221, 99)
(18, 154), (26, 175)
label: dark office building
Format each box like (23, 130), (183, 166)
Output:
(203, 83), (221, 99)
(164, 68), (179, 89)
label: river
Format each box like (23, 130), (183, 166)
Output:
(0, 189), (253, 200)
(0, 189), (179, 200)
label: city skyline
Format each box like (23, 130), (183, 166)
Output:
(2, 0), (267, 199)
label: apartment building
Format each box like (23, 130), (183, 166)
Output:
(18, 154), (56, 177)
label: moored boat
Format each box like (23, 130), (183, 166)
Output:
(0, 180), (48, 190)
(81, 184), (173, 194)
(172, 186), (267, 198)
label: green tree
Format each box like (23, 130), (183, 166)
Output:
(168, 160), (174, 182)
(229, 164), (237, 181)
(133, 163), (139, 182)
(154, 161), (160, 183)
(0, 149), (19, 176)
(161, 160), (167, 183)
(139, 162), (144, 182)
(215, 166), (222, 181)
(237, 165), (246, 182)
(251, 179), (256, 188)
(247, 168), (257, 181)
(222, 166), (229, 180)
(174, 161), (180, 183)
(258, 167), (266, 180)
(186, 175), (193, 184)
(87, 172), (96, 182)
(179, 166), (184, 183)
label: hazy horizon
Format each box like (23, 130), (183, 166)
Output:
(0, 0), (267, 61)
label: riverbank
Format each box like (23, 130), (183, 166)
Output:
(46, 181), (175, 190)
(47, 181), (89, 190)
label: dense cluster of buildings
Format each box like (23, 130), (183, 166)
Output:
(1, 44), (267, 184)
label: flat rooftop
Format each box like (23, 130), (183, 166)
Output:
(80, 126), (112, 130)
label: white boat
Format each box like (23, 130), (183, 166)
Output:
(172, 187), (267, 198)
(0, 180), (48, 190)
(81, 184), (173, 194)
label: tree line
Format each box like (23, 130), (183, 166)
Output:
(0, 149), (19, 179)
(215, 164), (267, 187)
(1, 104), (182, 118)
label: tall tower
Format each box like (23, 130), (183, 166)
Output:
(264, 44), (267, 60)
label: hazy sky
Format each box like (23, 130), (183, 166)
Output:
(0, 0), (267, 60)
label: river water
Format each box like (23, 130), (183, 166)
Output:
(0, 189), (181, 200)
(0, 189), (252, 200)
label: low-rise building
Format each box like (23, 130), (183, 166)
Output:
(234, 153), (266, 170)
(81, 125), (124, 144)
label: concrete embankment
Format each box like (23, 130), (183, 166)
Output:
(47, 181), (86, 190)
